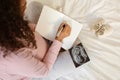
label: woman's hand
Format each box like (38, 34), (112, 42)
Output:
(56, 22), (71, 42)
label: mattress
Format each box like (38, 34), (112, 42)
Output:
(26, 0), (120, 80)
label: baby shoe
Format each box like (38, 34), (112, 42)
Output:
(90, 18), (105, 32)
(90, 18), (113, 38)
(95, 24), (113, 38)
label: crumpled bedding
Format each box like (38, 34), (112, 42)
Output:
(26, 0), (120, 80)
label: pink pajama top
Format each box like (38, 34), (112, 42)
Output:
(0, 24), (62, 80)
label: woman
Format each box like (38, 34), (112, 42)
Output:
(0, 0), (71, 80)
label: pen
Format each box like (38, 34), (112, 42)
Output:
(57, 24), (65, 37)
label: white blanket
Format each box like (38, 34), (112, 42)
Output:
(26, 0), (120, 80)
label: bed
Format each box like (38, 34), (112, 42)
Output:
(26, 0), (120, 80)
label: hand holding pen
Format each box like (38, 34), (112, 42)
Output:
(56, 22), (71, 42)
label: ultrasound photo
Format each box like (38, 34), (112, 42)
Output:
(69, 43), (90, 67)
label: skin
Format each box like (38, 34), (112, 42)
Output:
(20, 0), (71, 42)
(20, 0), (26, 16)
(56, 23), (71, 42)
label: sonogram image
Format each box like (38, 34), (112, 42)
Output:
(69, 43), (90, 67)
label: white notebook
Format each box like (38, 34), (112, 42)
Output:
(36, 5), (83, 50)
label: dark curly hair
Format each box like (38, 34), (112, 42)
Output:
(0, 0), (37, 54)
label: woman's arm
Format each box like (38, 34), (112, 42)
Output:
(5, 40), (62, 78)
(5, 22), (71, 78)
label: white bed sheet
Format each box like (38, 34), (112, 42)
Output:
(26, 0), (120, 80)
